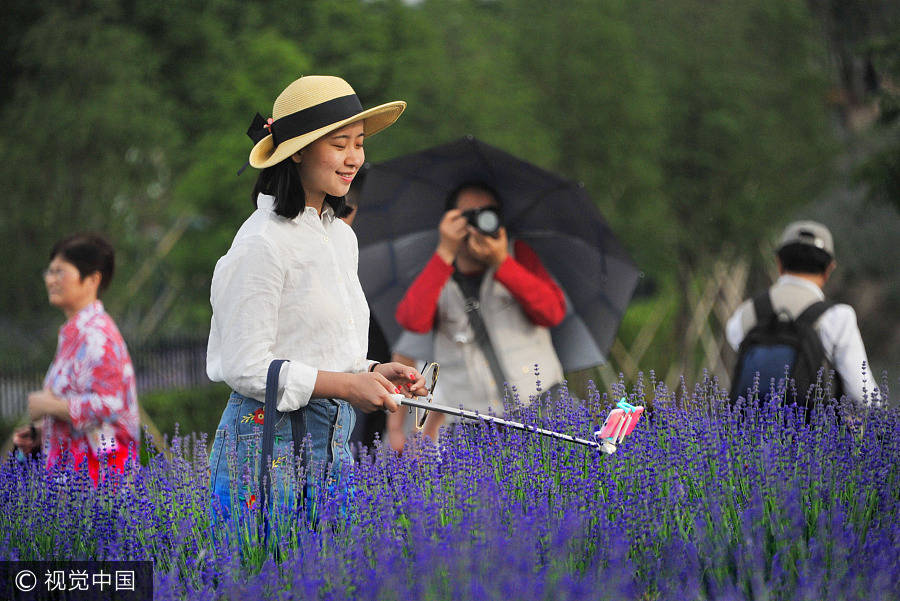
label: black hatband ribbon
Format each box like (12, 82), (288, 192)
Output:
(239, 94), (364, 176)
(268, 94), (363, 147)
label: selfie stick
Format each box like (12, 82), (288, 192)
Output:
(389, 394), (643, 455)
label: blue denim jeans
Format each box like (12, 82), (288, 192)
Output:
(209, 391), (356, 522)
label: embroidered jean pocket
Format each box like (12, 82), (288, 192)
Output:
(235, 398), (287, 438)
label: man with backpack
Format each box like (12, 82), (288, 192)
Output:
(726, 220), (878, 407)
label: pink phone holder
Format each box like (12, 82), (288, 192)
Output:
(594, 399), (644, 452)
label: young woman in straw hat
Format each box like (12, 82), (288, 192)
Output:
(207, 75), (426, 520)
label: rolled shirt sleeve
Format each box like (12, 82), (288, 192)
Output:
(208, 234), (318, 411)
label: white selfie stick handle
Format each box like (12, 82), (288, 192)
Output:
(616, 414), (635, 444)
(388, 394), (610, 451)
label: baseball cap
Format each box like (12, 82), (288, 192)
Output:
(778, 220), (834, 258)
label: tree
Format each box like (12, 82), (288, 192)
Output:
(500, 0), (666, 276)
(0, 2), (181, 359)
(627, 0), (837, 376)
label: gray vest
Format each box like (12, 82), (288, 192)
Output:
(432, 264), (564, 414)
(737, 278), (825, 338)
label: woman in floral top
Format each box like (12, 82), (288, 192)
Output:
(13, 233), (139, 483)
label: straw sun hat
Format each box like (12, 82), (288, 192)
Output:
(247, 75), (406, 169)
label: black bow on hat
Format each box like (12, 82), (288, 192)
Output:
(237, 113), (273, 175)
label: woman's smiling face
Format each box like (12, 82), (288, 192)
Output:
(295, 121), (365, 203)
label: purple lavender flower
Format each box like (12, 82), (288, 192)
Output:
(1, 374), (897, 600)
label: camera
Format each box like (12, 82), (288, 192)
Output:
(462, 207), (501, 237)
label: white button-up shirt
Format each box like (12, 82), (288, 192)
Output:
(207, 194), (371, 412)
(726, 274), (878, 405)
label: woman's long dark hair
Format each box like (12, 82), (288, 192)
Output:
(251, 157), (346, 219)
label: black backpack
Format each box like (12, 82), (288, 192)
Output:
(730, 291), (843, 407)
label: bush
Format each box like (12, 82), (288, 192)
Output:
(139, 383), (231, 444)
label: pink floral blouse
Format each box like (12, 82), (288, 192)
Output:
(42, 300), (140, 480)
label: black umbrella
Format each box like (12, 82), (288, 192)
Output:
(355, 136), (640, 371)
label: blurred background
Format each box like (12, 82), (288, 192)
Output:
(1, 0), (898, 441)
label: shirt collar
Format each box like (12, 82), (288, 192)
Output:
(257, 193), (276, 212)
(63, 300), (104, 333)
(257, 193), (336, 224)
(776, 274), (825, 299)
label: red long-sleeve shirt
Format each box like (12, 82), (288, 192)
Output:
(395, 240), (567, 333)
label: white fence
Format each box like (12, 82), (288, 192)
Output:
(0, 338), (209, 419)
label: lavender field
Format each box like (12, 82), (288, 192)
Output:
(2, 375), (898, 601)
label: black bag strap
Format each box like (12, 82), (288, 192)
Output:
(796, 299), (836, 327)
(751, 291), (775, 325)
(259, 359), (288, 513)
(452, 271), (507, 402)
(752, 291), (834, 328)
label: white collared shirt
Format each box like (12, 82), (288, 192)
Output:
(726, 274), (878, 405)
(207, 194), (371, 411)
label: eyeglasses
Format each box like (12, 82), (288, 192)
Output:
(43, 267), (70, 280)
(415, 362), (439, 430)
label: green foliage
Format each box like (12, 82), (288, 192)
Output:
(502, 0), (667, 276)
(857, 31), (900, 212)
(633, 0), (835, 274)
(140, 383), (231, 442)
(0, 4), (181, 339)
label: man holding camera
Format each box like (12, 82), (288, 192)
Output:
(392, 181), (567, 444)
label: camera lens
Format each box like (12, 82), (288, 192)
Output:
(475, 209), (500, 235)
